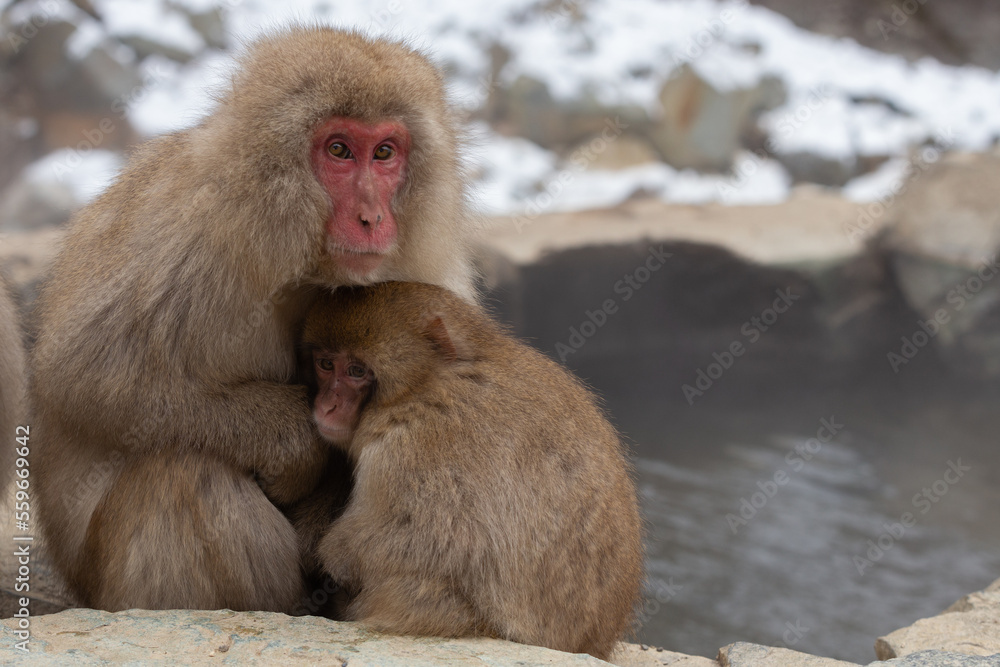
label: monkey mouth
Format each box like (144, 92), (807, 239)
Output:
(315, 420), (352, 444)
(328, 244), (388, 277)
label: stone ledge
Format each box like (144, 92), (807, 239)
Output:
(718, 642), (860, 667)
(875, 578), (1000, 660)
(0, 608), (611, 666)
(484, 190), (875, 270)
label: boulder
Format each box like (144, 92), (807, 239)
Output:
(8, 21), (141, 114)
(749, 0), (1000, 70)
(483, 74), (649, 153)
(777, 152), (858, 188)
(568, 133), (661, 171)
(118, 34), (197, 63)
(648, 66), (785, 172)
(884, 152), (1000, 379)
(718, 642), (859, 666)
(872, 650), (1000, 667)
(875, 577), (1000, 660)
(182, 6), (228, 50)
(0, 177), (76, 232)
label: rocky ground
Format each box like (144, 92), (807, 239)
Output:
(0, 581), (997, 664)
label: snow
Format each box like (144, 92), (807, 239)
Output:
(24, 150), (124, 203)
(15, 0), (1000, 210)
(97, 0), (206, 54)
(842, 158), (912, 204)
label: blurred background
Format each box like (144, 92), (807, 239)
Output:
(1, 0), (999, 662)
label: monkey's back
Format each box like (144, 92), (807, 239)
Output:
(356, 335), (643, 658)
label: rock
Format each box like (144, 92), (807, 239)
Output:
(884, 152), (1000, 379)
(118, 34), (196, 63)
(9, 21), (139, 113)
(569, 133), (661, 171)
(648, 66), (785, 172)
(777, 152), (859, 188)
(483, 74), (649, 153)
(76, 40), (145, 104)
(0, 608), (610, 665)
(749, 0), (1000, 71)
(871, 650), (1000, 666)
(875, 577), (1000, 660)
(927, 4), (1000, 71)
(182, 6), (228, 50)
(718, 642), (860, 666)
(490, 191), (874, 269)
(0, 111), (43, 193)
(6, 20), (142, 146)
(944, 577), (1000, 613)
(0, 177), (76, 232)
(612, 643), (719, 666)
(2, 20), (78, 87)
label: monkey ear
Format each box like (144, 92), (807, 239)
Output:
(423, 315), (461, 362)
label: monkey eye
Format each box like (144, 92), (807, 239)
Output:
(317, 358), (335, 372)
(347, 363), (368, 379)
(327, 142), (353, 159)
(373, 144), (395, 160)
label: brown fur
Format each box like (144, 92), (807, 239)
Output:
(303, 282), (643, 660)
(0, 278), (25, 493)
(30, 27), (476, 611)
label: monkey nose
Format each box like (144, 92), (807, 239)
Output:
(359, 213), (383, 228)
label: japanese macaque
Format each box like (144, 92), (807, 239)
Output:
(302, 282), (643, 660)
(0, 279), (25, 492)
(30, 27), (476, 612)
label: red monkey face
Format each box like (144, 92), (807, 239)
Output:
(312, 350), (374, 444)
(311, 117), (411, 278)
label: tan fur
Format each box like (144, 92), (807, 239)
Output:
(30, 27), (476, 611)
(0, 278), (25, 493)
(304, 282), (643, 660)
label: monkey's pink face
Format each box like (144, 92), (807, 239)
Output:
(311, 117), (411, 277)
(312, 350), (374, 445)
